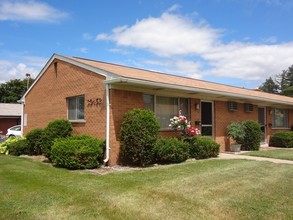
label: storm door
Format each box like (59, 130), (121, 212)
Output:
(258, 107), (266, 144)
(201, 101), (214, 137)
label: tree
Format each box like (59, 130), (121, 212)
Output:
(0, 78), (34, 103)
(277, 65), (293, 97)
(258, 77), (279, 94)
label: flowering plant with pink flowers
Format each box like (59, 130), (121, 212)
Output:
(169, 112), (200, 138)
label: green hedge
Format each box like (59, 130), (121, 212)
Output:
(41, 119), (72, 159)
(7, 138), (29, 156)
(51, 135), (104, 170)
(189, 136), (220, 159)
(26, 128), (44, 155)
(241, 120), (261, 151)
(269, 132), (293, 148)
(153, 138), (189, 164)
(119, 109), (160, 167)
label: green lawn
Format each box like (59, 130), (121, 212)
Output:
(0, 155), (293, 220)
(242, 149), (293, 161)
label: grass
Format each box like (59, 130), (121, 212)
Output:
(0, 155), (293, 220)
(242, 149), (293, 161)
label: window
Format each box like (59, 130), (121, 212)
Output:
(68, 96), (85, 121)
(143, 94), (189, 129)
(272, 108), (288, 128)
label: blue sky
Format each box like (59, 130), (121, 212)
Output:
(1, 0), (293, 89)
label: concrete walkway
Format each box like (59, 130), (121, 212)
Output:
(218, 153), (293, 165)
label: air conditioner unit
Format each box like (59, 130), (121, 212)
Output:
(244, 103), (253, 112)
(228, 101), (238, 111)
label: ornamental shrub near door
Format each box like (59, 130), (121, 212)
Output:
(241, 120), (261, 151)
(153, 138), (190, 164)
(119, 109), (160, 167)
(269, 132), (293, 148)
(189, 136), (220, 159)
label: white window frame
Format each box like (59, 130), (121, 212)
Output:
(67, 95), (85, 122)
(272, 108), (289, 129)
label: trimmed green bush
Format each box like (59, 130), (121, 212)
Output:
(153, 138), (190, 164)
(119, 109), (160, 167)
(26, 128), (44, 155)
(7, 137), (29, 156)
(189, 136), (220, 159)
(51, 135), (104, 170)
(41, 119), (72, 159)
(241, 120), (261, 151)
(269, 132), (293, 148)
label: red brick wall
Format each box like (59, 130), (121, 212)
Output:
(214, 101), (258, 151)
(108, 89), (144, 165)
(24, 59), (106, 139)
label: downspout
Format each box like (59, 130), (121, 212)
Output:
(17, 99), (24, 137)
(103, 83), (110, 165)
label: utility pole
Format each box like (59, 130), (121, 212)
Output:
(25, 73), (30, 90)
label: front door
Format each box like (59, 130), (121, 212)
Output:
(201, 101), (213, 137)
(258, 107), (266, 144)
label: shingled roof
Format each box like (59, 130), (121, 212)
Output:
(69, 56), (293, 107)
(0, 103), (21, 117)
(23, 54), (293, 107)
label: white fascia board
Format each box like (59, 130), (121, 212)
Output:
(104, 77), (293, 106)
(20, 53), (118, 101)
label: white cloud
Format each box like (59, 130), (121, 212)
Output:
(0, 55), (46, 83)
(0, 1), (68, 23)
(96, 12), (221, 56)
(96, 6), (293, 83)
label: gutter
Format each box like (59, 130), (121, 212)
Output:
(103, 83), (110, 164)
(104, 77), (293, 107)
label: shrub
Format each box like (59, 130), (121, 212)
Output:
(241, 120), (261, 151)
(269, 132), (293, 148)
(26, 128), (44, 155)
(41, 119), (72, 159)
(51, 135), (104, 170)
(7, 137), (29, 156)
(153, 138), (190, 164)
(119, 109), (160, 167)
(189, 136), (220, 159)
(227, 121), (245, 144)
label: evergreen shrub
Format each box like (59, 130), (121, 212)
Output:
(189, 136), (220, 159)
(153, 137), (189, 164)
(51, 135), (104, 170)
(241, 120), (261, 151)
(7, 137), (29, 156)
(26, 128), (44, 155)
(41, 119), (72, 159)
(269, 132), (293, 148)
(119, 109), (160, 167)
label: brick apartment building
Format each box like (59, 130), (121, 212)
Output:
(20, 54), (293, 165)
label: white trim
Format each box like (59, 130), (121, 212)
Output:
(104, 83), (110, 164)
(104, 77), (293, 107)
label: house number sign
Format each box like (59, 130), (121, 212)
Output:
(87, 98), (102, 106)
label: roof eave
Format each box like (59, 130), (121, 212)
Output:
(104, 77), (293, 107)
